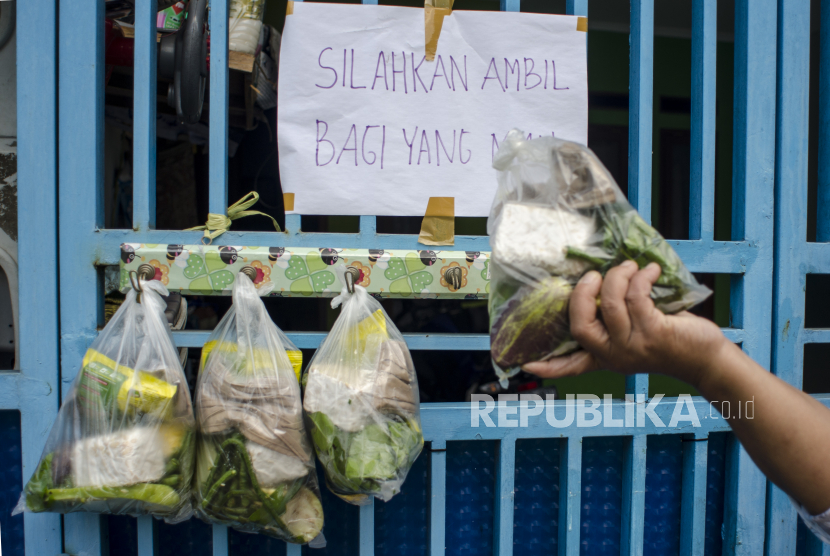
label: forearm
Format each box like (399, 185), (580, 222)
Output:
(695, 340), (830, 514)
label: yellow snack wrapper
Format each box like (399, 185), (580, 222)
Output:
(79, 349), (177, 420)
(201, 340), (304, 382)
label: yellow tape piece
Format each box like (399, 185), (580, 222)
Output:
(283, 192), (295, 212)
(425, 0), (453, 62)
(286, 1), (294, 15)
(577, 17), (588, 32)
(418, 196), (455, 246)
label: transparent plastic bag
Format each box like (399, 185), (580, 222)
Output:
(229, 0), (265, 55)
(303, 270), (424, 505)
(194, 275), (324, 545)
(488, 130), (712, 382)
(14, 280), (196, 522)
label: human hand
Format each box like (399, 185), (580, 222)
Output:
(521, 261), (727, 389)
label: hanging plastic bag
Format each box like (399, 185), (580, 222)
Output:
(194, 274), (324, 545)
(303, 269), (424, 505)
(14, 280), (196, 522)
(488, 130), (712, 383)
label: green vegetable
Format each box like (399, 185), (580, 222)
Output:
(45, 483), (180, 508)
(490, 205), (710, 371)
(24, 453), (55, 512)
(568, 207), (704, 310)
(307, 411), (423, 497)
(22, 425), (196, 516)
(490, 276), (574, 369)
(196, 431), (322, 542)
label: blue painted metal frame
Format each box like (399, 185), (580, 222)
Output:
(772, 1), (830, 555)
(7, 0), (802, 554)
(11, 0), (63, 554)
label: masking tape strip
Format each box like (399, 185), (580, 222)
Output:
(283, 193), (295, 212)
(577, 17), (588, 32)
(418, 196), (455, 246)
(425, 0), (453, 62)
(286, 1), (294, 15)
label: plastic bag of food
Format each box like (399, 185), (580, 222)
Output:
(229, 0), (265, 55)
(488, 130), (712, 382)
(194, 274), (324, 545)
(14, 280), (196, 522)
(303, 269), (424, 505)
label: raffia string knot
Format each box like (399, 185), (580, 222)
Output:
(186, 192), (280, 243)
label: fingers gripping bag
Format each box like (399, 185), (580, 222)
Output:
(303, 269), (424, 505)
(194, 274), (324, 545)
(488, 130), (712, 383)
(14, 280), (196, 522)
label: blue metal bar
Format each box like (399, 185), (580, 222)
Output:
(679, 435), (708, 556)
(360, 500), (375, 556)
(175, 330), (487, 349)
(818, 0), (830, 242)
(558, 437), (582, 556)
(359, 215), (377, 235)
(689, 0), (717, 241)
(210, 0), (230, 215)
(500, 0), (520, 12)
(799, 243), (830, 273)
(625, 376), (649, 398)
(625, 7), (654, 534)
(137, 516), (155, 556)
(430, 440), (447, 556)
(0, 373), (50, 410)
(168, 329), (742, 350)
(132, 0), (158, 231)
(287, 543), (303, 556)
(726, 1), (779, 552)
(621, 434), (646, 556)
(362, 0), (379, 4)
(769, 0), (811, 552)
(493, 437), (515, 555)
(286, 214), (302, 233)
(16, 0), (62, 551)
(724, 0), (778, 549)
(800, 328), (830, 343)
(213, 524), (228, 556)
(565, 0), (588, 16)
(91, 230), (753, 271)
(628, 0), (654, 223)
(59, 0), (106, 551)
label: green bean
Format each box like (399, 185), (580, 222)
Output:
(205, 469), (237, 505)
(164, 458), (180, 475)
(160, 475), (180, 487)
(222, 438), (287, 528)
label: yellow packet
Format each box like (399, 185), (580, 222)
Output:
(79, 349), (177, 420)
(201, 340), (303, 382)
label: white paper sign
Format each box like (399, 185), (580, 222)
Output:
(278, 3), (587, 216)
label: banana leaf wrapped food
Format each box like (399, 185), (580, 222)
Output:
(488, 130), (712, 382)
(194, 274), (324, 545)
(14, 280), (196, 522)
(303, 278), (423, 505)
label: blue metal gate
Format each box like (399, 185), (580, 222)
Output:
(6, 0), (830, 554)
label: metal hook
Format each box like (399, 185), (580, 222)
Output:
(444, 266), (463, 291)
(239, 265), (258, 282)
(129, 264), (156, 302)
(345, 266), (360, 294)
(128, 270), (142, 294)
